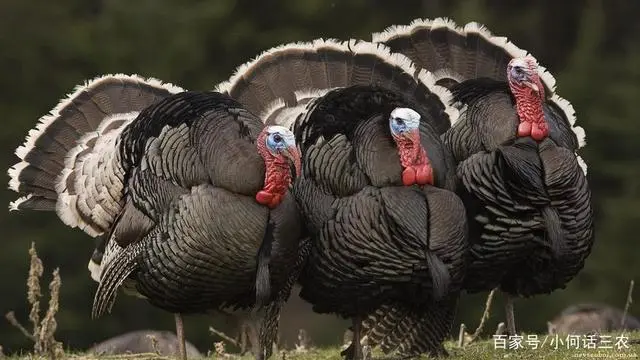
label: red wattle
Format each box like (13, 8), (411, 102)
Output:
(517, 121), (532, 137)
(530, 122), (548, 141)
(269, 194), (282, 209)
(402, 167), (416, 186)
(256, 190), (274, 206)
(415, 165), (434, 185)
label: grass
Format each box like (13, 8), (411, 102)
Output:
(3, 245), (639, 360)
(2, 333), (640, 360)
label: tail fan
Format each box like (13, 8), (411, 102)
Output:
(215, 39), (459, 135)
(8, 74), (183, 237)
(372, 18), (587, 162)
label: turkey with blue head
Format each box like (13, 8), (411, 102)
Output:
(362, 17), (594, 344)
(216, 39), (470, 359)
(7, 75), (307, 360)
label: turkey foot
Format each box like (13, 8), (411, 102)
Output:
(402, 165), (433, 186)
(175, 313), (187, 360)
(504, 294), (517, 336)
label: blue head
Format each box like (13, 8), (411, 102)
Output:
(259, 125), (301, 178)
(255, 125), (301, 208)
(265, 125), (296, 154)
(389, 107), (421, 139)
(388, 107), (433, 186)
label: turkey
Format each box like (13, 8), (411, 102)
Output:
(215, 39), (469, 358)
(7, 75), (307, 360)
(366, 17), (594, 338)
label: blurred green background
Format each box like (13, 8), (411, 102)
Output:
(1, 0), (639, 354)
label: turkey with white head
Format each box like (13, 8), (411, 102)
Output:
(7, 75), (307, 360)
(367, 18), (594, 339)
(216, 39), (470, 359)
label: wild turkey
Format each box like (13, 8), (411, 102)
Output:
(215, 39), (469, 358)
(366, 18), (594, 338)
(7, 75), (307, 360)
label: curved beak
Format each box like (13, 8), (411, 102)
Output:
(283, 145), (302, 178)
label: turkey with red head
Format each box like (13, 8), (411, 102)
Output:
(216, 39), (470, 359)
(366, 17), (594, 340)
(7, 75), (307, 360)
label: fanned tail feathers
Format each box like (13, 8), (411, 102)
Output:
(215, 38), (459, 135)
(373, 17), (587, 163)
(8, 74), (184, 237)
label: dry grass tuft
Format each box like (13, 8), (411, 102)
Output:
(214, 341), (226, 356)
(5, 243), (64, 359)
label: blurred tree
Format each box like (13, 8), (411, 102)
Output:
(0, 0), (638, 354)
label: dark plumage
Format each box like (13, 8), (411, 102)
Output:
(371, 17), (594, 336)
(216, 39), (469, 358)
(8, 76), (307, 360)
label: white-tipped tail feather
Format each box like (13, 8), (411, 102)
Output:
(261, 89), (335, 130)
(8, 73), (184, 238)
(56, 112), (138, 236)
(576, 155), (588, 176)
(462, 22), (528, 60)
(215, 37), (459, 134)
(372, 17), (586, 152)
(13, 74), (183, 163)
(88, 258), (103, 283)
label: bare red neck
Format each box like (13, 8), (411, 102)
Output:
(511, 85), (549, 141)
(394, 133), (433, 186)
(255, 133), (292, 209)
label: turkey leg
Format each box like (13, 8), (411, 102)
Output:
(352, 316), (363, 360)
(175, 313), (187, 360)
(504, 294), (516, 336)
(340, 316), (365, 360)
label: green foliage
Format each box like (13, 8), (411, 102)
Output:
(0, 0), (639, 356)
